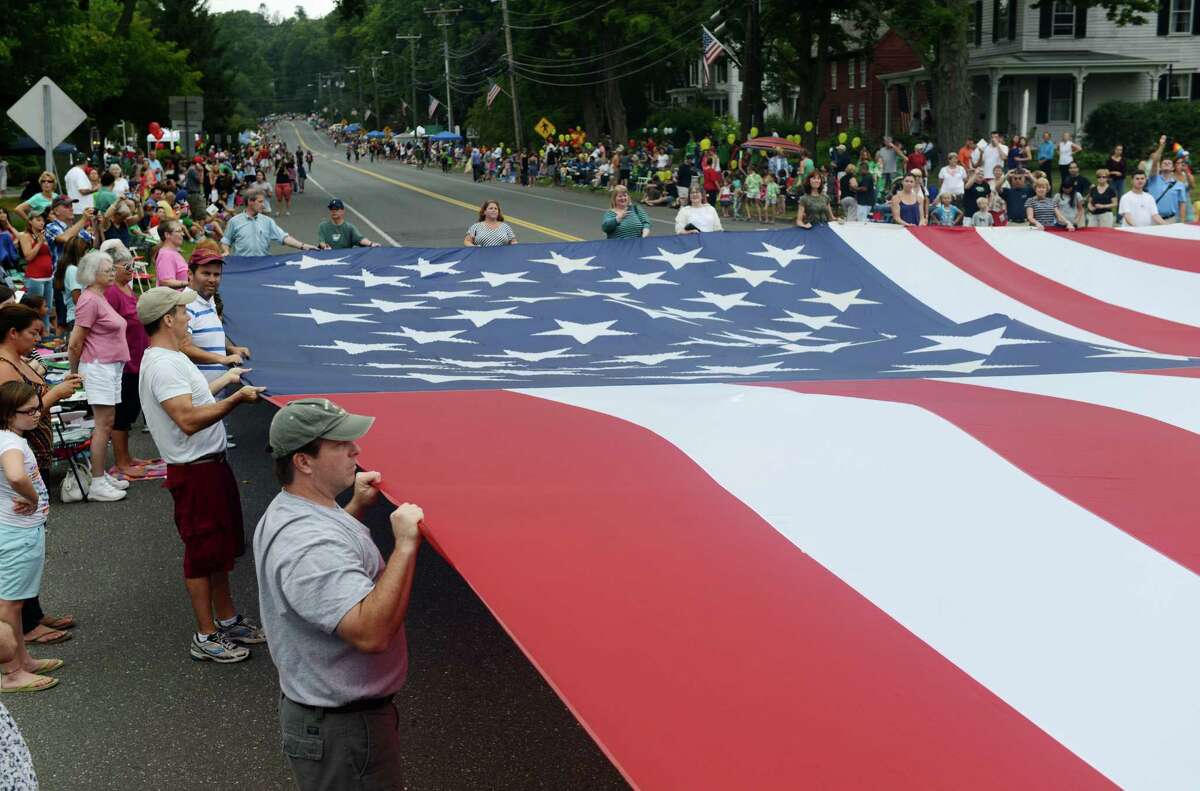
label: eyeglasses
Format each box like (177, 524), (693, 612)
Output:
(15, 407), (40, 416)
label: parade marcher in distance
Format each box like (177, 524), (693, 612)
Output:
(317, 199), (381, 250)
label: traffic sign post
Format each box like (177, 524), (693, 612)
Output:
(6, 77), (87, 174)
(169, 96), (203, 157)
(534, 117), (556, 140)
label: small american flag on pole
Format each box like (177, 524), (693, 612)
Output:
(701, 26), (728, 83)
(486, 82), (502, 109)
(428, 94), (441, 118)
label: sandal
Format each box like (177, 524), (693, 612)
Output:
(0, 674), (58, 693)
(41, 612), (76, 628)
(28, 658), (63, 674)
(25, 626), (71, 645)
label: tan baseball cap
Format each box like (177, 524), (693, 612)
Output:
(269, 398), (374, 458)
(137, 286), (197, 324)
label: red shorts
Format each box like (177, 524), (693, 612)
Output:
(274, 183), (293, 201)
(165, 459), (244, 579)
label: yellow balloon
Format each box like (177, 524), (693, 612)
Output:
(700, 137), (711, 151)
(851, 136), (861, 148)
(727, 133), (736, 144)
(838, 132), (848, 144)
(803, 121), (813, 132)
(749, 126), (759, 138)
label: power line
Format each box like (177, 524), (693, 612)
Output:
(511, 43), (689, 87)
(511, 25), (698, 77)
(506, 0), (619, 30)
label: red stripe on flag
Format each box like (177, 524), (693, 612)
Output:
(271, 390), (1110, 791)
(1064, 229), (1200, 274)
(761, 379), (1200, 575)
(1127, 367), (1200, 378)
(910, 227), (1200, 356)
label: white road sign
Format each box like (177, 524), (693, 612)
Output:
(6, 77), (87, 154)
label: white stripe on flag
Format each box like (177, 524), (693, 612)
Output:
(1117, 223), (1200, 240)
(517, 382), (1200, 790)
(935, 370), (1200, 436)
(833, 224), (1132, 348)
(977, 228), (1200, 328)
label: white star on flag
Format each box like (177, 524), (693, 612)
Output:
(611, 351), (706, 366)
(671, 337), (754, 347)
(530, 251), (600, 274)
(559, 288), (640, 302)
(277, 308), (378, 325)
(285, 255), (350, 270)
(748, 242), (818, 268)
(639, 247), (715, 271)
(498, 295), (567, 304)
(683, 291), (764, 311)
(534, 319), (634, 344)
(887, 359), (1036, 374)
(907, 327), (1043, 356)
(608, 301), (701, 325)
(766, 339), (886, 356)
(336, 269), (411, 288)
(660, 306), (730, 323)
(1086, 346), (1190, 360)
(600, 270), (679, 290)
(694, 361), (793, 376)
(717, 264), (792, 288)
(749, 328), (830, 342)
(301, 340), (406, 355)
(801, 288), (880, 312)
(265, 281), (351, 296)
(463, 271), (536, 288)
(425, 358), (514, 369)
(480, 348), (586, 362)
(772, 311), (855, 330)
(347, 299), (437, 313)
(434, 307), (532, 328)
(395, 258), (463, 277)
(413, 290), (486, 300)
(374, 327), (476, 344)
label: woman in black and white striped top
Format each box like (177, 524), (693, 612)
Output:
(1024, 177), (1076, 231)
(464, 200), (518, 247)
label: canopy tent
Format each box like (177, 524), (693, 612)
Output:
(739, 136), (804, 155)
(366, 130), (386, 139)
(429, 130), (462, 141)
(0, 135), (78, 155)
(218, 223), (1200, 791)
(344, 123), (362, 133)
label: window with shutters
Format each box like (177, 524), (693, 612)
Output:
(860, 60), (867, 86)
(1171, 0), (1194, 33)
(848, 59), (856, 89)
(1168, 73), (1193, 99)
(1051, 0), (1075, 35)
(995, 0), (1010, 41)
(1047, 77), (1073, 121)
(859, 103), (867, 127)
(831, 63), (837, 90)
(848, 104), (855, 126)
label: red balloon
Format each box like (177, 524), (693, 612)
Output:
(149, 121), (163, 141)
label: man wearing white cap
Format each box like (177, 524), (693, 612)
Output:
(136, 286), (266, 663)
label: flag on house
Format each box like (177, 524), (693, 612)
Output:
(486, 82), (502, 108)
(428, 94), (440, 118)
(701, 26), (731, 84)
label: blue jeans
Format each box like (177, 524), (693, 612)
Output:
(24, 278), (53, 331)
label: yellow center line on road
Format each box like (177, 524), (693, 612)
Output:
(289, 123), (583, 243)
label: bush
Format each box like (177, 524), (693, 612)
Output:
(763, 115), (803, 138)
(644, 105), (716, 146)
(1073, 149), (1106, 171)
(814, 128), (874, 166)
(1083, 100), (1200, 158)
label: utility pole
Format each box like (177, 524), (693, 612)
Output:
(425, 5), (462, 133)
(370, 52), (388, 125)
(498, 0), (523, 152)
(395, 34), (422, 131)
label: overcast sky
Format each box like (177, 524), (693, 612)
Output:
(207, 0), (335, 20)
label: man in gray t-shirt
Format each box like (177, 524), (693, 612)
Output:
(254, 397), (424, 790)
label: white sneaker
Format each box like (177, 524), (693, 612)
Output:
(87, 478), (127, 502)
(104, 474), (130, 490)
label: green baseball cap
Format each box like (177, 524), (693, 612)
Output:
(269, 398), (374, 458)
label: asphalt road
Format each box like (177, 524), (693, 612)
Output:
(5, 127), (639, 790)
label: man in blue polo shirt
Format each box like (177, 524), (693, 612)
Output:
(1146, 135), (1189, 223)
(221, 188), (315, 257)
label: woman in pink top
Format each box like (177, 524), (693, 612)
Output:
(66, 251), (130, 503)
(104, 244), (152, 478)
(154, 219), (189, 288)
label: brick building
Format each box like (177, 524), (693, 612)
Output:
(819, 30), (927, 139)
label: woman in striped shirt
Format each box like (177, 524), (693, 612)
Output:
(1024, 177), (1076, 231)
(464, 200), (517, 247)
(601, 186), (652, 239)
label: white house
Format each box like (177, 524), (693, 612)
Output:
(879, 0), (1199, 140)
(666, 58), (789, 123)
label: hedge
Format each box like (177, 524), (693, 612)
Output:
(1082, 100), (1200, 159)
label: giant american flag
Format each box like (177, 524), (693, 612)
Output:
(221, 223), (1200, 790)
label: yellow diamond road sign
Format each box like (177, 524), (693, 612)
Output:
(534, 117), (556, 140)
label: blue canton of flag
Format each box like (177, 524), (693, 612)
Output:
(217, 227), (1193, 396)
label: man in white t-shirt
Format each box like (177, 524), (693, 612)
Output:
(972, 132), (1009, 183)
(136, 286), (266, 664)
(63, 157), (95, 215)
(1117, 172), (1164, 227)
(937, 152), (967, 203)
